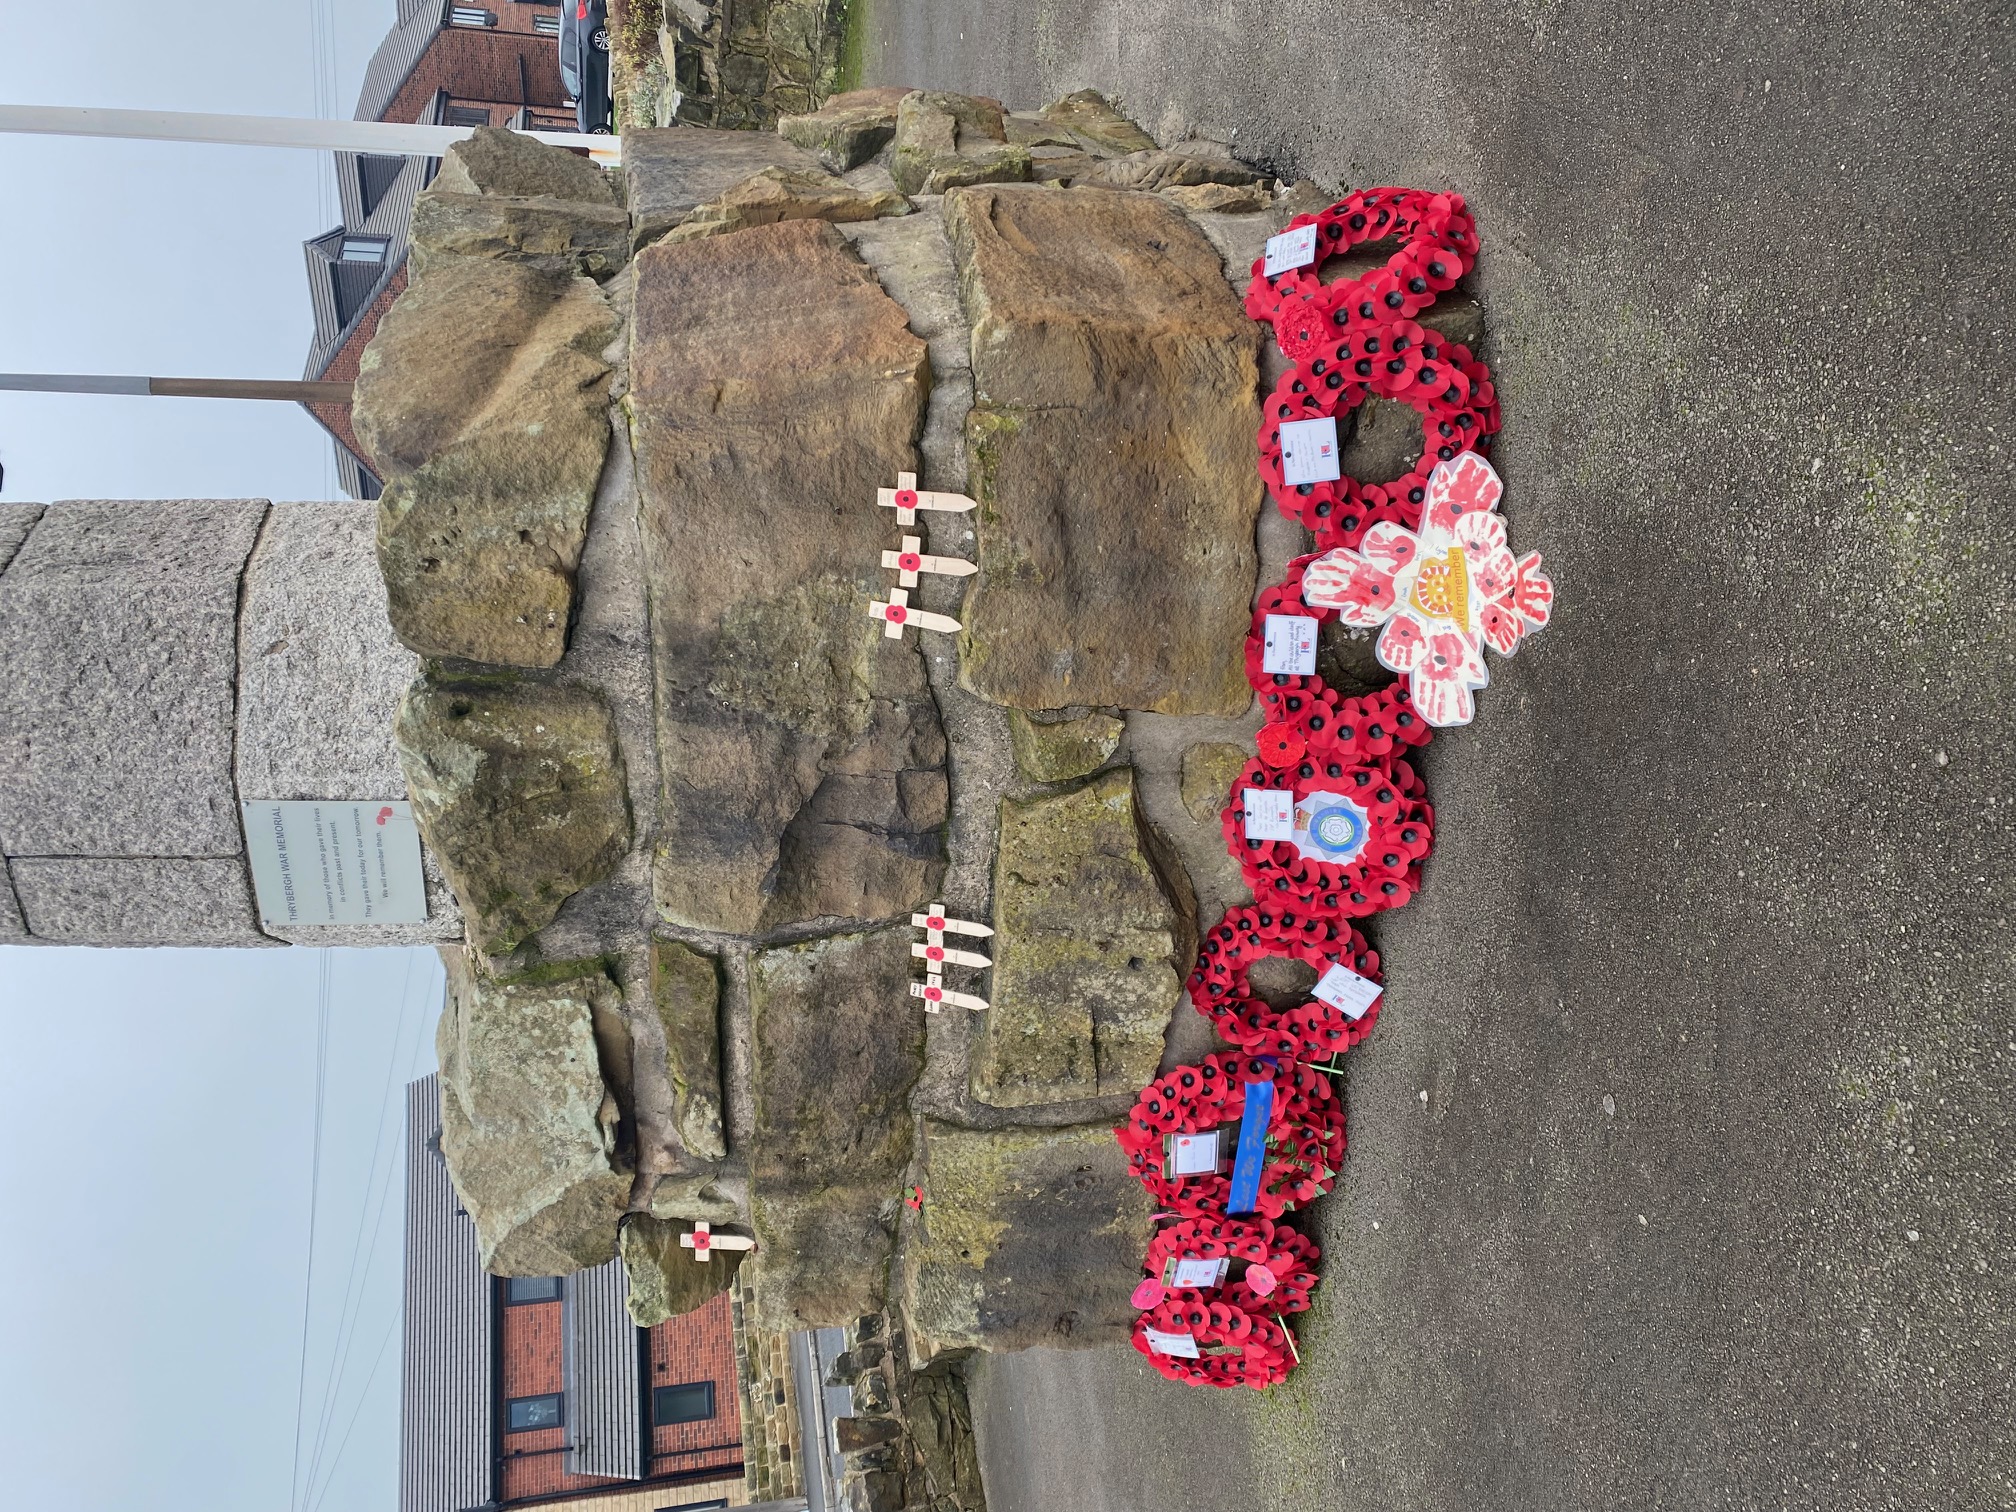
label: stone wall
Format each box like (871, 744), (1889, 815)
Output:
(0, 498), (461, 948)
(657, 0), (849, 131)
(310, 106), (1356, 1382)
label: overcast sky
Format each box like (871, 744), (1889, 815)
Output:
(0, 5), (436, 1512)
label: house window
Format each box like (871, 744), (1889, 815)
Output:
(533, 13), (560, 33)
(450, 6), (496, 25)
(444, 105), (491, 128)
(652, 1382), (716, 1425)
(505, 1276), (562, 1304)
(506, 1393), (564, 1431)
(339, 236), (388, 264)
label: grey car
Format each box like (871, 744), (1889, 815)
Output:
(559, 0), (613, 135)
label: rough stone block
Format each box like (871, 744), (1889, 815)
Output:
(1078, 146), (1267, 193)
(1006, 709), (1124, 783)
(650, 934), (726, 1162)
(623, 126), (824, 246)
(0, 498), (266, 857)
(411, 191), (633, 281)
(436, 951), (631, 1275)
(971, 767), (1195, 1108)
(747, 925), (927, 1329)
(358, 258), (616, 669)
(0, 502), (42, 574)
(395, 678), (632, 954)
(630, 219), (945, 935)
(432, 125), (617, 204)
(664, 166), (910, 243)
(944, 186), (1261, 715)
(9, 857), (272, 946)
(1180, 741), (1249, 825)
(619, 1213), (744, 1325)
(902, 1119), (1158, 1357)
(780, 86), (915, 173)
(1038, 89), (1158, 157)
(890, 91), (1030, 196)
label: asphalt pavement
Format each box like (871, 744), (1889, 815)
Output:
(861, 2), (2015, 1508)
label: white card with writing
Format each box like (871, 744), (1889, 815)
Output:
(1143, 1328), (1200, 1358)
(1278, 416), (1342, 487)
(1166, 1130), (1221, 1177)
(1313, 962), (1383, 1020)
(1166, 1256), (1230, 1290)
(1243, 787), (1295, 842)
(1262, 614), (1319, 676)
(1262, 223), (1320, 277)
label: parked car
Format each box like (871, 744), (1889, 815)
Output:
(559, 0), (613, 135)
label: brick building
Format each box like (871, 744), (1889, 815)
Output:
(302, 0), (580, 497)
(400, 1075), (749, 1511)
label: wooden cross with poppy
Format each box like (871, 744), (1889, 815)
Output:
(878, 470), (976, 527)
(910, 974), (990, 1013)
(868, 586), (962, 639)
(678, 1220), (756, 1263)
(882, 534), (978, 589)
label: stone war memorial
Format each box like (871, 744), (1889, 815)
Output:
(0, 86), (1524, 1504)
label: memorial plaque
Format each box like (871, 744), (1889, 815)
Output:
(241, 801), (429, 928)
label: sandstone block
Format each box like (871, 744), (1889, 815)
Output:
(1006, 709), (1124, 783)
(619, 1214), (744, 1325)
(1162, 181), (1272, 214)
(0, 498), (265, 857)
(944, 186), (1261, 715)
(1038, 89), (1157, 157)
(359, 257), (615, 669)
(666, 166), (910, 242)
(971, 767), (1194, 1107)
(411, 191), (632, 281)
(650, 934), (726, 1162)
(780, 86), (915, 172)
(8, 857), (272, 946)
(902, 1119), (1159, 1355)
(623, 125), (824, 245)
(1180, 741), (1250, 825)
(648, 1172), (743, 1225)
(436, 953), (631, 1275)
(395, 678), (631, 954)
(630, 220), (945, 935)
(890, 91), (1030, 196)
(1078, 147), (1267, 193)
(747, 925), (927, 1329)
(432, 125), (617, 204)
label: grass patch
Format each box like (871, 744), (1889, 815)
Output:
(833, 0), (871, 94)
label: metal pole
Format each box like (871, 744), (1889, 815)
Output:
(0, 102), (621, 165)
(0, 374), (355, 404)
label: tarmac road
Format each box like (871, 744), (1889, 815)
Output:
(860, 3), (2015, 1508)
